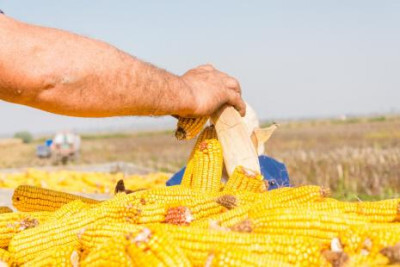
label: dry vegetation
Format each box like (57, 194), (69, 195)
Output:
(1, 116), (399, 200)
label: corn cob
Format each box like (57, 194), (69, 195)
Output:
(81, 236), (132, 267)
(138, 185), (219, 204)
(192, 203), (251, 229)
(356, 199), (400, 223)
(194, 186), (331, 229)
(123, 196), (224, 225)
(249, 185), (330, 216)
(252, 208), (368, 242)
(339, 223), (400, 257)
(22, 244), (80, 267)
(287, 199), (400, 223)
(49, 200), (91, 221)
(181, 126), (217, 187)
(154, 224), (324, 267)
(126, 227), (191, 267)
(207, 249), (293, 267)
(8, 195), (139, 264)
(0, 211), (50, 248)
(189, 139), (223, 192)
(224, 166), (267, 193)
(81, 224), (191, 267)
(79, 222), (145, 251)
(0, 206), (12, 214)
(175, 117), (209, 140)
(0, 248), (14, 266)
(12, 185), (99, 212)
(9, 193), (223, 264)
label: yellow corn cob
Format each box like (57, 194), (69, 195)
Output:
(208, 249), (293, 267)
(339, 223), (400, 257)
(12, 185), (99, 212)
(356, 199), (400, 223)
(0, 211), (51, 248)
(175, 116), (209, 140)
(81, 236), (132, 267)
(22, 244), (80, 267)
(189, 139), (223, 192)
(9, 193), (222, 264)
(126, 237), (163, 267)
(79, 222), (145, 251)
(288, 199), (400, 223)
(250, 185), (330, 216)
(0, 248), (14, 266)
(8, 194), (138, 264)
(181, 126), (218, 188)
(252, 208), (368, 242)
(80, 224), (191, 267)
(194, 187), (330, 229)
(154, 224), (324, 267)
(223, 166), (267, 193)
(192, 202), (251, 229)
(138, 185), (220, 205)
(126, 227), (191, 267)
(0, 206), (12, 214)
(48, 200), (91, 221)
(105, 195), (223, 225)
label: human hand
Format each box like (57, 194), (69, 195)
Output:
(178, 64), (246, 117)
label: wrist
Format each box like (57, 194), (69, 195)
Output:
(169, 76), (196, 117)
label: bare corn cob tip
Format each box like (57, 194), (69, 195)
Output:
(230, 219), (253, 233)
(126, 227), (152, 245)
(114, 179), (143, 194)
(320, 186), (331, 198)
(17, 217), (39, 230)
(322, 250), (349, 267)
(115, 179), (126, 194)
(165, 206), (194, 225)
(380, 242), (400, 264)
(175, 117), (209, 140)
(216, 195), (238, 210)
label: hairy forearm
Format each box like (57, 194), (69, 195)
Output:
(0, 15), (191, 117)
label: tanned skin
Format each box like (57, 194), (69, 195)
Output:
(0, 15), (246, 118)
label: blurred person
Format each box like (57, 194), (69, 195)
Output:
(0, 11), (245, 118)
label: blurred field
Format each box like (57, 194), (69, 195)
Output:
(0, 115), (399, 200)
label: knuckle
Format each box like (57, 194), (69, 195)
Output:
(198, 64), (215, 71)
(226, 77), (240, 89)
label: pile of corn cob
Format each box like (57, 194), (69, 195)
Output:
(0, 122), (400, 266)
(0, 170), (169, 194)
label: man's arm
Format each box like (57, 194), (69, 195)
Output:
(0, 15), (245, 117)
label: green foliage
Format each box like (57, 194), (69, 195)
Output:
(14, 131), (33, 144)
(368, 116), (386, 122)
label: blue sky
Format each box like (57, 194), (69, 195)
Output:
(0, 0), (399, 135)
